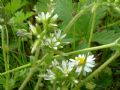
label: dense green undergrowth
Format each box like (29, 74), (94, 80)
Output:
(0, 0), (120, 90)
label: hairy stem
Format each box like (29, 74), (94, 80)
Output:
(64, 3), (94, 33)
(18, 53), (48, 90)
(88, 4), (97, 47)
(54, 41), (117, 58)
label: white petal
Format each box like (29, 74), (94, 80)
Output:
(56, 30), (61, 38)
(86, 63), (95, 68)
(57, 66), (64, 72)
(51, 14), (58, 22)
(61, 34), (66, 39)
(68, 61), (74, 72)
(69, 59), (75, 62)
(35, 16), (41, 22)
(46, 12), (51, 19)
(53, 46), (57, 50)
(52, 37), (57, 42)
(84, 66), (92, 73)
(62, 60), (67, 69)
(76, 66), (82, 73)
(87, 55), (95, 62)
(73, 80), (79, 83)
(54, 42), (60, 46)
(78, 54), (82, 58)
(41, 12), (45, 21)
(52, 59), (59, 66)
(49, 23), (58, 27)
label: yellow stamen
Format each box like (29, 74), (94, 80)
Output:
(75, 57), (85, 65)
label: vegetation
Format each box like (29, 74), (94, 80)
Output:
(0, 0), (120, 90)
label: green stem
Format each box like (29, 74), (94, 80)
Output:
(88, 4), (97, 47)
(53, 80), (56, 90)
(75, 51), (120, 89)
(1, 26), (9, 90)
(63, 2), (116, 34)
(79, 3), (97, 81)
(34, 78), (42, 90)
(18, 67), (37, 90)
(79, 2), (97, 81)
(54, 42), (116, 58)
(19, 46), (41, 90)
(99, 20), (120, 30)
(19, 21), (48, 90)
(5, 25), (10, 90)
(63, 3), (94, 34)
(18, 53), (48, 90)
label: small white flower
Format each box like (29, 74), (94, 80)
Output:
(42, 30), (66, 50)
(35, 12), (51, 23)
(57, 60), (74, 77)
(29, 24), (37, 35)
(52, 59), (59, 66)
(35, 11), (58, 28)
(54, 30), (66, 40)
(44, 69), (56, 80)
(70, 54), (95, 76)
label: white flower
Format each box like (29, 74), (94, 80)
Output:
(54, 30), (66, 40)
(51, 59), (59, 66)
(35, 11), (58, 27)
(44, 69), (56, 80)
(70, 54), (95, 76)
(42, 30), (66, 50)
(57, 60), (74, 77)
(36, 12), (51, 23)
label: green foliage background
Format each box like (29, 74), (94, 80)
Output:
(0, 0), (120, 90)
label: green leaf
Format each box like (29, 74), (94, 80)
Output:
(95, 67), (112, 90)
(92, 30), (120, 44)
(9, 10), (34, 24)
(67, 3), (107, 43)
(36, 0), (50, 12)
(5, 0), (27, 14)
(54, 0), (73, 27)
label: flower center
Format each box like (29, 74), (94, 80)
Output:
(75, 57), (85, 65)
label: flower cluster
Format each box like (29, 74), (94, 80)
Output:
(44, 53), (95, 82)
(29, 11), (58, 37)
(42, 30), (66, 50)
(29, 11), (67, 53)
(35, 11), (58, 28)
